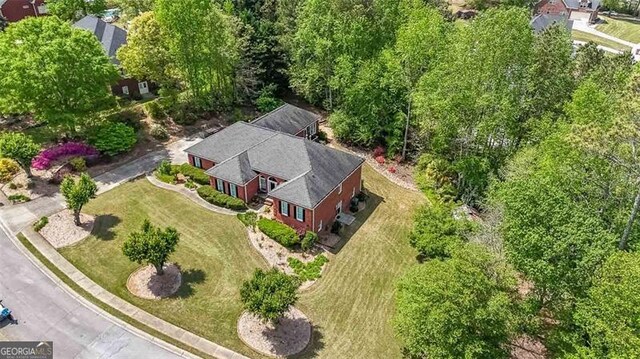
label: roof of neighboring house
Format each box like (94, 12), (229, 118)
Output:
(251, 103), (321, 135)
(531, 14), (574, 33)
(73, 15), (127, 65)
(186, 121), (364, 208)
(563, 0), (600, 10)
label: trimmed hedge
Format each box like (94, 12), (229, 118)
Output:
(237, 212), (257, 228)
(257, 218), (299, 247)
(178, 163), (209, 185)
(33, 216), (49, 232)
(301, 231), (318, 251)
(197, 186), (246, 210)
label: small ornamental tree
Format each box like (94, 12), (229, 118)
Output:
(240, 268), (299, 323)
(91, 122), (137, 156)
(123, 219), (180, 275)
(0, 132), (40, 178)
(60, 173), (98, 226)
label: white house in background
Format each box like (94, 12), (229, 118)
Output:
(633, 44), (640, 63)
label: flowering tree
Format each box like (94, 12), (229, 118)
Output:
(32, 142), (99, 170)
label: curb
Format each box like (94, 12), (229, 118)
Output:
(17, 225), (250, 359)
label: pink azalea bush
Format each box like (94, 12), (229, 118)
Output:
(31, 142), (99, 170)
(375, 155), (385, 165)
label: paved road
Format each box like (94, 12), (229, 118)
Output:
(0, 222), (187, 359)
(0, 138), (201, 358)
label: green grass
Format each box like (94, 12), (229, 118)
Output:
(596, 16), (640, 44)
(59, 165), (425, 358)
(15, 233), (214, 359)
(297, 165), (426, 358)
(58, 180), (268, 357)
(572, 29), (633, 52)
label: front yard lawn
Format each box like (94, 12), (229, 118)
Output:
(59, 180), (267, 357)
(59, 164), (425, 358)
(572, 29), (632, 52)
(596, 16), (640, 44)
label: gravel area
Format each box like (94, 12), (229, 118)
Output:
(126, 263), (182, 300)
(237, 307), (311, 358)
(40, 210), (94, 248)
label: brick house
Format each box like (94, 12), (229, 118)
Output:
(251, 103), (321, 139)
(185, 104), (364, 233)
(73, 16), (152, 98)
(535, 0), (600, 23)
(0, 0), (47, 23)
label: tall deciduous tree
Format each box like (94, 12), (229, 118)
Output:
(573, 251), (640, 357)
(155, 0), (238, 108)
(60, 173), (98, 226)
(47, 0), (107, 21)
(112, 0), (155, 20)
(122, 219), (180, 275)
(0, 17), (118, 133)
(117, 12), (175, 87)
(394, 244), (519, 359)
(0, 133), (40, 178)
(240, 268), (298, 323)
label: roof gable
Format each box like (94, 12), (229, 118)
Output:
(251, 103), (321, 135)
(73, 15), (127, 65)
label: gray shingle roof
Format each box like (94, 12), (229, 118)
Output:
(563, 0), (599, 9)
(73, 16), (127, 65)
(251, 103), (321, 135)
(187, 121), (364, 208)
(530, 14), (573, 34)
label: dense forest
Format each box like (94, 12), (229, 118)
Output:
(2, 0), (639, 357)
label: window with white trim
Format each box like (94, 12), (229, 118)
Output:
(193, 157), (202, 168)
(318, 220), (323, 232)
(295, 206), (304, 222)
(122, 86), (129, 95)
(338, 183), (342, 194)
(352, 187), (356, 198)
(216, 179), (224, 192)
(229, 183), (237, 198)
(280, 201), (289, 216)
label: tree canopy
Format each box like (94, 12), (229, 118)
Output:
(47, 0), (107, 21)
(240, 268), (298, 323)
(122, 219), (180, 275)
(0, 132), (40, 178)
(0, 17), (118, 133)
(60, 173), (98, 226)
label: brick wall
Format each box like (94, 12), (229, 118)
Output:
(273, 199), (313, 232)
(188, 154), (215, 170)
(312, 165), (363, 232)
(535, 0), (569, 15)
(1, 0), (46, 22)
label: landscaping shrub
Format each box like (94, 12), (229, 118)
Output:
(178, 163), (209, 185)
(8, 194), (30, 203)
(0, 158), (19, 182)
(409, 201), (472, 259)
(287, 255), (329, 281)
(32, 142), (99, 170)
(69, 157), (87, 172)
(301, 231), (318, 251)
(144, 101), (166, 121)
(316, 130), (328, 143)
(184, 180), (197, 189)
(388, 166), (397, 174)
(150, 124), (170, 141)
(237, 211), (257, 228)
(91, 122), (138, 156)
(106, 108), (143, 131)
(331, 221), (342, 234)
(197, 186), (247, 210)
(155, 172), (176, 184)
(171, 103), (198, 125)
(373, 146), (385, 157)
(8, 182), (18, 190)
(257, 218), (299, 247)
(375, 155), (385, 165)
(33, 216), (48, 232)
(157, 160), (172, 175)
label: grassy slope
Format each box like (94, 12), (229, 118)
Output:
(59, 180), (268, 358)
(572, 29), (632, 51)
(297, 165), (426, 358)
(596, 16), (640, 44)
(60, 166), (425, 358)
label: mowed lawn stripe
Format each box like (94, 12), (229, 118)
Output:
(60, 180), (268, 357)
(297, 165), (425, 358)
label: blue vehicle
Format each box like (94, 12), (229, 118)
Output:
(0, 300), (13, 322)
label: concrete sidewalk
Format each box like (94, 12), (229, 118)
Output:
(19, 227), (249, 359)
(573, 20), (637, 48)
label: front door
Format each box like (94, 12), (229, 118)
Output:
(268, 178), (278, 192)
(138, 81), (149, 95)
(259, 176), (267, 192)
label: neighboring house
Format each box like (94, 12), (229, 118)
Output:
(73, 15), (151, 98)
(0, 0), (47, 23)
(530, 14), (574, 33)
(251, 104), (321, 139)
(185, 109), (364, 233)
(633, 44), (640, 63)
(535, 0), (600, 23)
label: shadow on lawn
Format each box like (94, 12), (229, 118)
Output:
(91, 214), (121, 241)
(323, 188), (383, 254)
(292, 324), (325, 359)
(172, 268), (206, 299)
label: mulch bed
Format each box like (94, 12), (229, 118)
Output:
(237, 307), (311, 358)
(40, 210), (94, 248)
(126, 263), (182, 300)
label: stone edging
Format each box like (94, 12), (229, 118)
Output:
(19, 226), (250, 359)
(146, 175), (239, 216)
